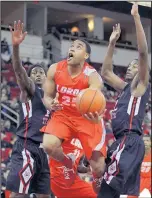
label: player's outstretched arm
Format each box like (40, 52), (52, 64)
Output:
(131, 3), (149, 97)
(101, 24), (127, 92)
(9, 20), (35, 97)
(43, 63), (63, 111)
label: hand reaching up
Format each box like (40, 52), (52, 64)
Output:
(9, 20), (27, 46)
(109, 23), (121, 45)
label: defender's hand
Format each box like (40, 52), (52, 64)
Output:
(131, 2), (139, 16)
(83, 110), (106, 124)
(50, 93), (63, 111)
(109, 24), (121, 45)
(9, 20), (27, 46)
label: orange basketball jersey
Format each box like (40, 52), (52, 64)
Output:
(55, 60), (98, 116)
(140, 151), (151, 178)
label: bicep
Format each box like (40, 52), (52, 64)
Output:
(102, 71), (127, 92)
(43, 63), (57, 98)
(89, 72), (103, 90)
(43, 77), (56, 98)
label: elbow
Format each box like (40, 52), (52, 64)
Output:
(101, 69), (109, 80)
(101, 68), (106, 78)
(139, 51), (148, 58)
(138, 45), (148, 57)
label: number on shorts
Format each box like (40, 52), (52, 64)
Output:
(141, 166), (151, 173)
(73, 149), (80, 160)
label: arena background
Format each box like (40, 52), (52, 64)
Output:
(1, 1), (151, 198)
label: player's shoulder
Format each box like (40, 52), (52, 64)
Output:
(83, 62), (97, 76)
(50, 60), (67, 71)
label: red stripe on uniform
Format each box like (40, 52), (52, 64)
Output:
(129, 97), (137, 131)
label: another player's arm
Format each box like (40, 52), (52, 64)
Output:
(43, 63), (62, 111)
(101, 24), (127, 92)
(88, 71), (103, 90)
(10, 20), (34, 97)
(131, 3), (149, 97)
(12, 45), (35, 96)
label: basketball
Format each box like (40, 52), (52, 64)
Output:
(76, 88), (106, 115)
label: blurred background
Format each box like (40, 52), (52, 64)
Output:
(1, 1), (151, 196)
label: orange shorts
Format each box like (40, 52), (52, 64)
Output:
(140, 177), (151, 193)
(5, 190), (11, 198)
(51, 175), (96, 198)
(41, 111), (106, 159)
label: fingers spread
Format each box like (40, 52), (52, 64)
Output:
(9, 26), (13, 32)
(14, 21), (17, 31)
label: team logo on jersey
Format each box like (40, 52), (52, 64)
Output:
(57, 85), (80, 96)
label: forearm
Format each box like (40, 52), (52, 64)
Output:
(43, 95), (54, 110)
(12, 45), (24, 73)
(101, 43), (115, 74)
(133, 14), (148, 54)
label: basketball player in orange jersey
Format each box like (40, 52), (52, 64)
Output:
(50, 138), (96, 198)
(41, 39), (107, 193)
(127, 134), (151, 198)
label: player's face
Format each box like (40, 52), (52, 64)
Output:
(67, 40), (89, 66)
(143, 136), (151, 150)
(125, 60), (138, 81)
(30, 67), (46, 86)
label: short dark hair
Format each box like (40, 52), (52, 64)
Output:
(27, 64), (46, 77)
(77, 39), (91, 54)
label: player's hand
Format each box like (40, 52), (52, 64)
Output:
(131, 2), (139, 17)
(83, 110), (106, 123)
(50, 93), (63, 111)
(109, 24), (121, 45)
(9, 20), (27, 46)
(77, 164), (90, 173)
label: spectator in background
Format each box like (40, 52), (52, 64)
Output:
(1, 76), (8, 89)
(9, 98), (19, 111)
(45, 41), (52, 58)
(1, 119), (5, 134)
(4, 120), (11, 132)
(1, 38), (10, 54)
(105, 121), (112, 134)
(1, 88), (9, 102)
(24, 57), (32, 66)
(7, 76), (18, 87)
(1, 38), (11, 63)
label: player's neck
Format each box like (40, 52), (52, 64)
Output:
(68, 62), (84, 76)
(125, 79), (132, 83)
(36, 84), (42, 89)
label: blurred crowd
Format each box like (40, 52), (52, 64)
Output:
(1, 38), (151, 189)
